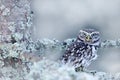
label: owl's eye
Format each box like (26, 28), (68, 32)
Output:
(80, 32), (86, 38)
(91, 33), (99, 39)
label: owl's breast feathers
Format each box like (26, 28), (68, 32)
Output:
(62, 40), (98, 68)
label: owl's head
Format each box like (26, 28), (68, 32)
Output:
(77, 29), (100, 45)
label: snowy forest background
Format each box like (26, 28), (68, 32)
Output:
(1, 0), (120, 80)
(32, 0), (120, 73)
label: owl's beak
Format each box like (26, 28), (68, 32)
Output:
(85, 35), (91, 42)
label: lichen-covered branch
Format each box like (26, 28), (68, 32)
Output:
(32, 38), (120, 54)
(0, 0), (33, 43)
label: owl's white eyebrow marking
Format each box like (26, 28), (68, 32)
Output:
(80, 30), (89, 35)
(80, 30), (100, 36)
(80, 29), (99, 34)
(91, 32), (100, 34)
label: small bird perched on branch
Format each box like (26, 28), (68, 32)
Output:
(61, 29), (100, 72)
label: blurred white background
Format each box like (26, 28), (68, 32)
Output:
(31, 0), (120, 73)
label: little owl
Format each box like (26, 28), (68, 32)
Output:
(61, 29), (100, 72)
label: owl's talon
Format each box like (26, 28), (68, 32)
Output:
(75, 67), (84, 72)
(90, 71), (97, 75)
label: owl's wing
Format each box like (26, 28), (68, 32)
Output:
(91, 46), (98, 60)
(61, 43), (74, 63)
(61, 41), (84, 63)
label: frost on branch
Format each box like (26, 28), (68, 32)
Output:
(25, 59), (120, 80)
(33, 38), (120, 54)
